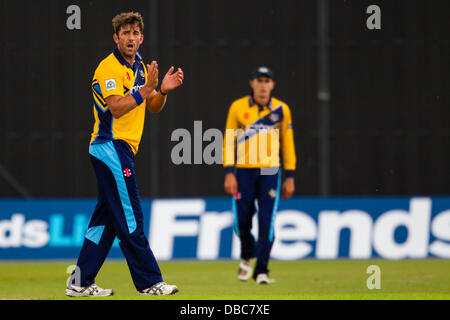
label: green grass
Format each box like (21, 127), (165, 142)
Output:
(0, 259), (449, 300)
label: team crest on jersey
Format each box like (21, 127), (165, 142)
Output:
(244, 112), (249, 119)
(268, 189), (277, 198)
(140, 70), (145, 77)
(269, 113), (279, 122)
(105, 79), (116, 91)
(126, 72), (131, 81)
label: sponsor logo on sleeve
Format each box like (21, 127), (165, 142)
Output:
(105, 79), (117, 91)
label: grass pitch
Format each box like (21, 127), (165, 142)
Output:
(0, 259), (448, 300)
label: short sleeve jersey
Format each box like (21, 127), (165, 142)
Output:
(223, 95), (296, 171)
(90, 48), (148, 154)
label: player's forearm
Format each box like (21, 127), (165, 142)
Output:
(107, 95), (139, 118)
(147, 90), (167, 113)
(281, 128), (296, 174)
(223, 140), (236, 169)
(282, 148), (296, 175)
(107, 86), (154, 118)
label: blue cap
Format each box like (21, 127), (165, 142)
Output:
(251, 66), (274, 79)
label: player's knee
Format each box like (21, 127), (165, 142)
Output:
(238, 229), (256, 243)
(258, 232), (275, 243)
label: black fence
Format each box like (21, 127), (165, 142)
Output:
(1, 0), (449, 198)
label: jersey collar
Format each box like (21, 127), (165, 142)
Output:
(113, 48), (143, 72)
(249, 92), (273, 110)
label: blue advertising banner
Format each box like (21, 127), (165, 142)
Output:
(0, 197), (449, 260)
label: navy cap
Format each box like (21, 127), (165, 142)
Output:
(250, 66), (274, 80)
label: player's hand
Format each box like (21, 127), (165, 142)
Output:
(146, 61), (159, 91)
(281, 177), (295, 199)
(224, 173), (238, 196)
(161, 67), (184, 93)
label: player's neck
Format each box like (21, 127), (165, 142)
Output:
(118, 49), (135, 66)
(254, 95), (271, 107)
(124, 55), (135, 66)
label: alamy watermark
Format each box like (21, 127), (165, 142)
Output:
(366, 5), (381, 30)
(66, 5), (81, 30)
(366, 265), (381, 289)
(171, 121), (280, 175)
(66, 264), (81, 288)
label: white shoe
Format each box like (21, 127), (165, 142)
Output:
(65, 284), (114, 297)
(138, 282), (179, 296)
(256, 273), (275, 284)
(237, 258), (254, 281)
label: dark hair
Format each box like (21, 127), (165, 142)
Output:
(112, 12), (144, 35)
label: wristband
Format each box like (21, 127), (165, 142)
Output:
(225, 166), (234, 174)
(132, 91), (144, 105)
(159, 88), (168, 96)
(285, 170), (295, 178)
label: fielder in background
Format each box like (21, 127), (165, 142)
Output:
(66, 12), (183, 297)
(223, 66), (296, 284)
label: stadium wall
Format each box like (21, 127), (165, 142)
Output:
(0, 196), (449, 260)
(1, 0), (449, 198)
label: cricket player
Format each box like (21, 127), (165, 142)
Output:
(65, 12), (184, 297)
(223, 66), (296, 284)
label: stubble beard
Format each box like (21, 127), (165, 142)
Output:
(119, 43), (138, 60)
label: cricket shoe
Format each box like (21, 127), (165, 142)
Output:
(255, 273), (276, 284)
(138, 282), (179, 296)
(65, 284), (114, 297)
(237, 258), (255, 281)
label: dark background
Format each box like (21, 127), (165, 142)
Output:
(0, 0), (449, 198)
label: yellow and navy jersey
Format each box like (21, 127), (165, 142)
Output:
(223, 95), (296, 176)
(90, 48), (148, 154)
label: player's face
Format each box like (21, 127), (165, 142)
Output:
(250, 76), (275, 98)
(114, 23), (144, 59)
